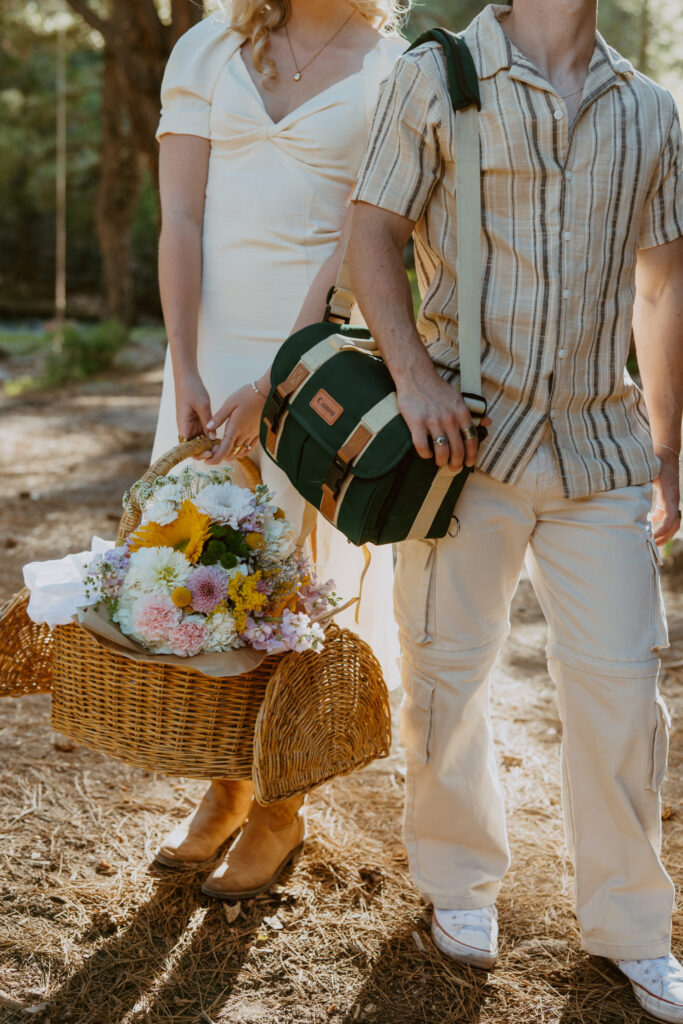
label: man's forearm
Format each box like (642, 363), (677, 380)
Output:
(347, 209), (436, 388)
(347, 202), (482, 472)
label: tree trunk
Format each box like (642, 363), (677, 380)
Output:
(95, 53), (142, 325)
(66, 0), (206, 181)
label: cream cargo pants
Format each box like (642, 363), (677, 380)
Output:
(395, 433), (673, 959)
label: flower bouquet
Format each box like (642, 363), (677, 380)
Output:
(82, 464), (338, 661)
(2, 438), (389, 789)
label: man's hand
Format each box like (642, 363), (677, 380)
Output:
(397, 366), (490, 473)
(652, 448), (681, 545)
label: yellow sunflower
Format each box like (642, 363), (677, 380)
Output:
(129, 500), (212, 564)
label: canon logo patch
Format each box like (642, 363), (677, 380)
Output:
(310, 389), (343, 426)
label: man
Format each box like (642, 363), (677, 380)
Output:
(348, 1), (683, 1019)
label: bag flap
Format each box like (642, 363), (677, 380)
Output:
(271, 325), (414, 479)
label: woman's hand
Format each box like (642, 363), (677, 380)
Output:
(175, 374), (216, 454)
(204, 383), (266, 465)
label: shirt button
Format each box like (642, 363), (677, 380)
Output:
(554, 109), (564, 120)
(566, 170), (573, 180)
(562, 289), (571, 299)
(563, 230), (573, 241)
(558, 348), (567, 358)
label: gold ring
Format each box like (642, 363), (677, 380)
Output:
(461, 424), (478, 441)
(178, 434), (188, 443)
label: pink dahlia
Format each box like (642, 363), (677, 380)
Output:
(131, 593), (181, 642)
(168, 616), (209, 657)
(187, 565), (229, 613)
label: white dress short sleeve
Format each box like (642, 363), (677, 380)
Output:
(156, 17), (243, 140)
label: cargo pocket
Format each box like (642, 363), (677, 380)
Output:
(394, 539), (437, 645)
(399, 667), (436, 766)
(648, 695), (671, 792)
(646, 534), (669, 653)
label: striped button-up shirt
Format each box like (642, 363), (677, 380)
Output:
(353, 4), (683, 497)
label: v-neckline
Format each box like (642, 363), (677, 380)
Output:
(235, 44), (376, 128)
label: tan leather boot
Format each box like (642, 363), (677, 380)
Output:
(201, 794), (305, 899)
(154, 779), (254, 869)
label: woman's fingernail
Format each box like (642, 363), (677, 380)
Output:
(206, 420), (215, 430)
(209, 431), (217, 440)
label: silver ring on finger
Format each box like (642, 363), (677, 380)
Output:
(460, 423), (478, 442)
(433, 434), (449, 447)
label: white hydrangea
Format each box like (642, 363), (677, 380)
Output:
(141, 500), (178, 526)
(139, 482), (183, 525)
(124, 546), (191, 596)
(205, 608), (241, 652)
(194, 482), (255, 529)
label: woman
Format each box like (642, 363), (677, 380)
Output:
(152, 0), (408, 900)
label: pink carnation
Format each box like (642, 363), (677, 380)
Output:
(131, 594), (181, 642)
(187, 565), (229, 613)
(168, 615), (209, 657)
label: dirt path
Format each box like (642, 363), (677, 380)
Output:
(0, 371), (681, 1024)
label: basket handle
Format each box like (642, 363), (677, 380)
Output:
(115, 437), (262, 546)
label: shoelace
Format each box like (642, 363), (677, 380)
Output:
(619, 956), (683, 990)
(439, 907), (495, 936)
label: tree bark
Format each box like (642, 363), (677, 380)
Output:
(95, 53), (142, 325)
(65, 0), (205, 178)
(64, 0), (206, 320)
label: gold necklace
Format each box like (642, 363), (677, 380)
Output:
(560, 85), (584, 100)
(284, 9), (356, 82)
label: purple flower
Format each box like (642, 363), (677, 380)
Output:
(187, 565), (229, 613)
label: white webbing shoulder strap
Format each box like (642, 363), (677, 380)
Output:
(454, 103), (482, 405)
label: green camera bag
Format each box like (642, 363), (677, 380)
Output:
(260, 30), (485, 547)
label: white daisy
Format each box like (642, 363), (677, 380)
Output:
(124, 546), (191, 596)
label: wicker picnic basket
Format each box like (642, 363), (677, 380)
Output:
(0, 437), (391, 798)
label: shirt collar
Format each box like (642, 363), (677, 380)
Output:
(463, 4), (635, 87)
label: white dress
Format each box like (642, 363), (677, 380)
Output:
(153, 16), (403, 685)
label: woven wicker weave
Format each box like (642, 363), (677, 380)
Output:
(253, 623), (391, 804)
(0, 587), (54, 697)
(51, 623), (283, 778)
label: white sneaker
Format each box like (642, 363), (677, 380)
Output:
(613, 955), (683, 1022)
(431, 905), (498, 969)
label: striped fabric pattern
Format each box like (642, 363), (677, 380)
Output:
(353, 3), (683, 498)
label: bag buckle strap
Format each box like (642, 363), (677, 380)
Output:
(324, 284), (353, 326)
(321, 455), (349, 522)
(263, 363), (311, 455)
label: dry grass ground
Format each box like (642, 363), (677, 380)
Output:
(0, 369), (681, 1024)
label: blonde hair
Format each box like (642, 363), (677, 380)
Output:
(225, 0), (410, 85)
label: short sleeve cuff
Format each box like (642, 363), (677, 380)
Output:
(156, 97), (211, 141)
(352, 183), (419, 222)
(638, 214), (683, 250)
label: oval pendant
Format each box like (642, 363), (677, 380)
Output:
(293, 72), (301, 81)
